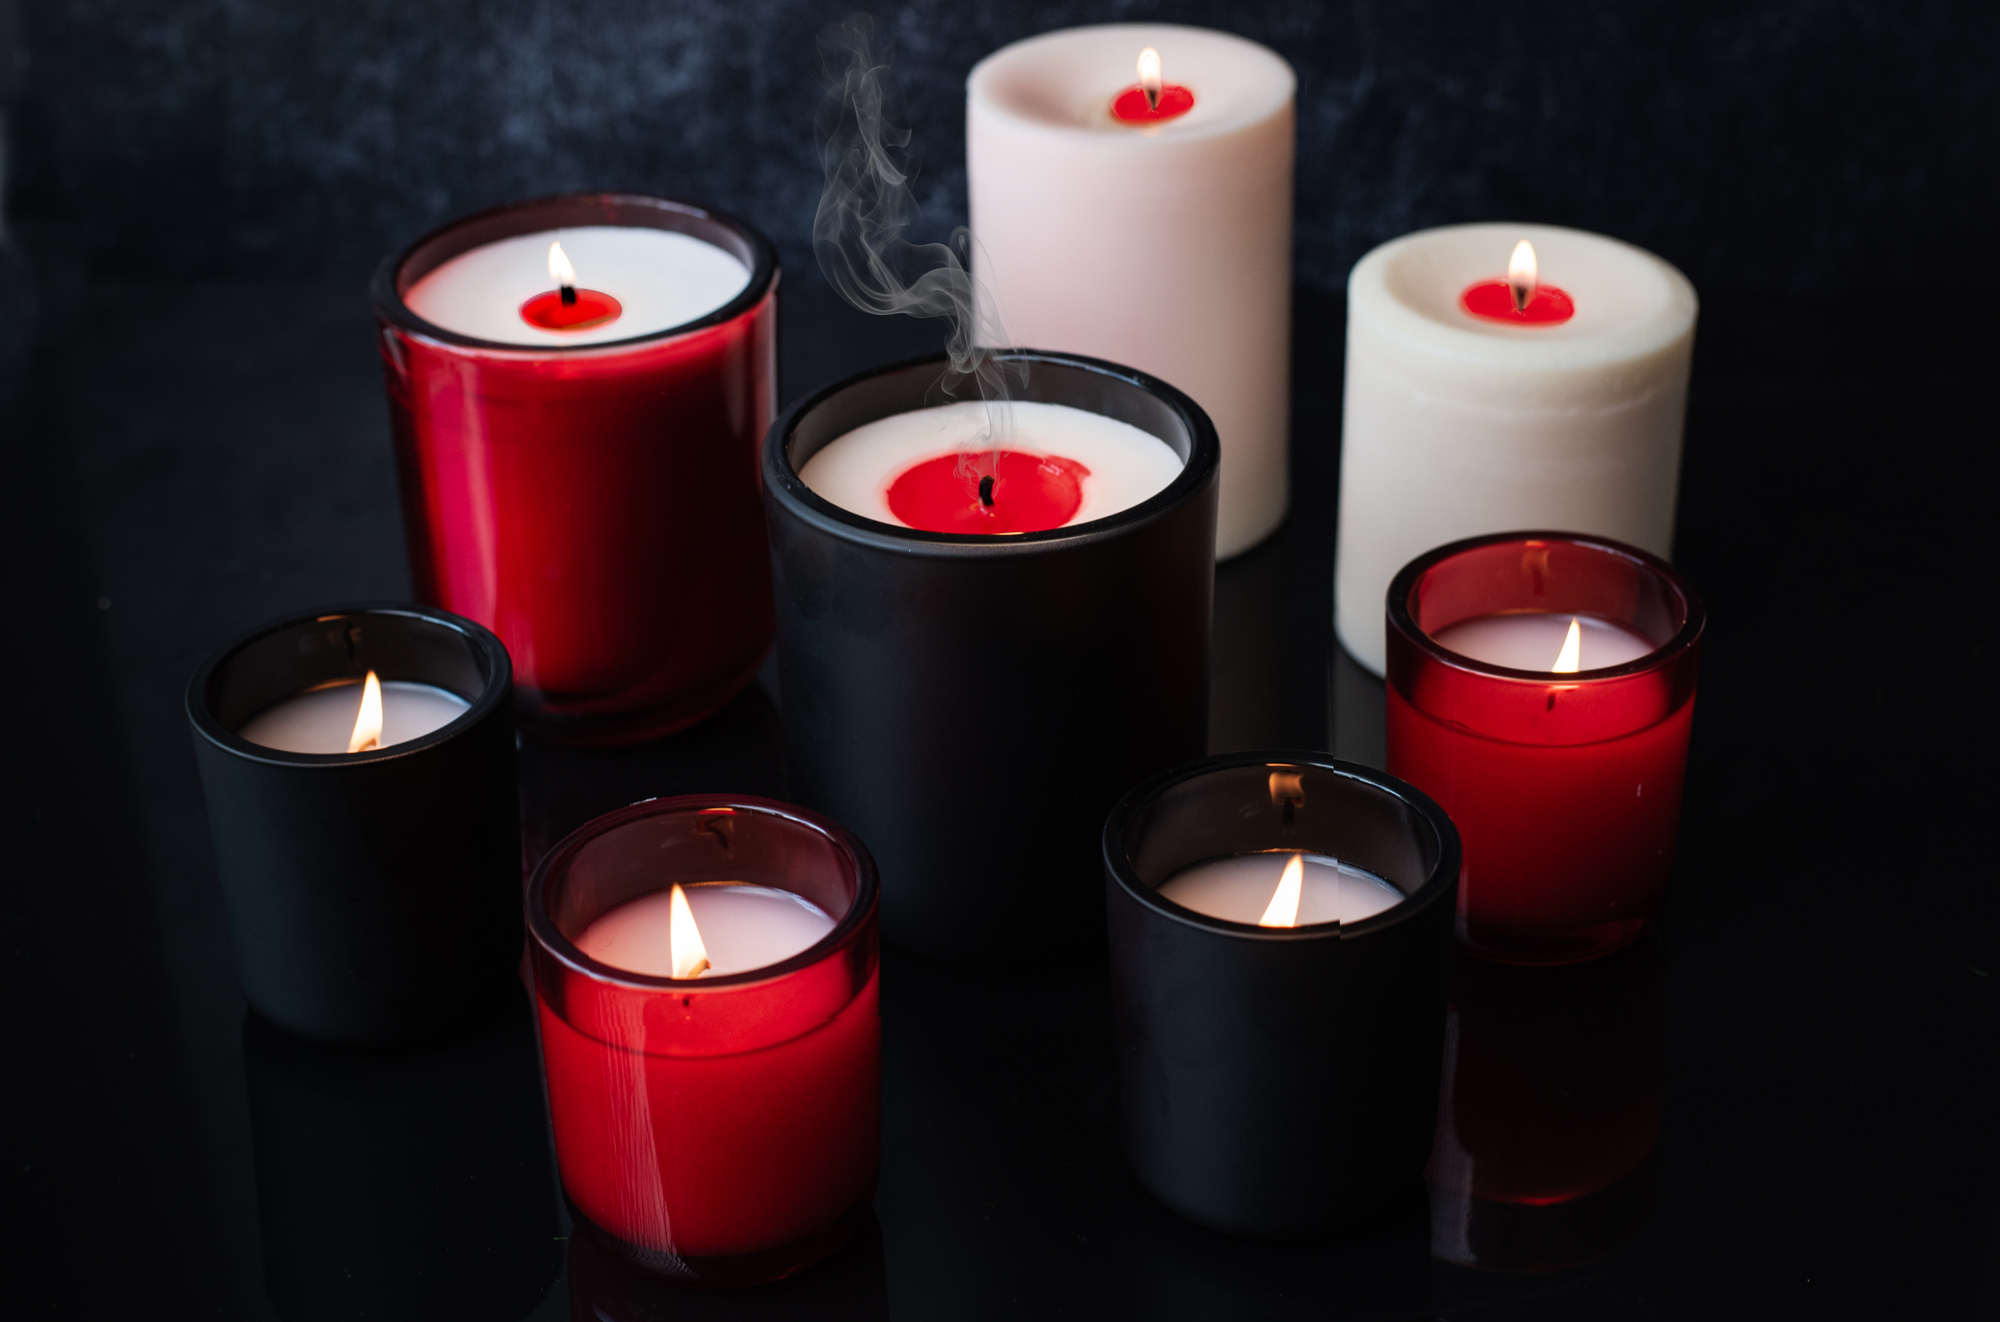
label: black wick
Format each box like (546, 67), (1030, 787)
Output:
(978, 475), (995, 507)
(560, 282), (578, 306)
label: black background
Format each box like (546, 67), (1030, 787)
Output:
(3, 2), (1996, 1319)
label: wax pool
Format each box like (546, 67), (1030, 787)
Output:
(405, 226), (750, 347)
(1157, 852), (1404, 925)
(237, 681), (468, 754)
(575, 884), (835, 976)
(1432, 614), (1655, 672)
(798, 399), (1183, 533)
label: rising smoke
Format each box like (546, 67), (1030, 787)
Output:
(814, 16), (1018, 449)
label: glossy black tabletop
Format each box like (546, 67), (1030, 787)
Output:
(7, 276), (1993, 1320)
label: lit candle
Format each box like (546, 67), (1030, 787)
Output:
(1156, 851), (1405, 926)
(404, 225), (751, 346)
(1334, 223), (1697, 676)
(797, 399), (1184, 533)
(236, 670), (469, 754)
(574, 881), (835, 978)
(968, 25), (1295, 557)
(1430, 613), (1655, 673)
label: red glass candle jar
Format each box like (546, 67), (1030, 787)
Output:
(527, 795), (880, 1285)
(371, 194), (779, 745)
(1385, 532), (1704, 964)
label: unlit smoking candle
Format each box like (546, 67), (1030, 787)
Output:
(798, 399), (1183, 533)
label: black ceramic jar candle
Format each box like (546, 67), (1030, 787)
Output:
(187, 604), (521, 1047)
(1102, 751), (1460, 1238)
(762, 350), (1219, 963)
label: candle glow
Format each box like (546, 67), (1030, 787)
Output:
(1137, 47), (1163, 109)
(1508, 239), (1538, 312)
(1258, 853), (1306, 928)
(346, 671), (384, 753)
(1552, 618), (1583, 673)
(548, 240), (577, 292)
(669, 883), (711, 979)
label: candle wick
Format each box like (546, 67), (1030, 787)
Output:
(979, 474), (995, 507)
(1510, 282), (1528, 313)
(1145, 87), (1160, 112)
(561, 284), (577, 306)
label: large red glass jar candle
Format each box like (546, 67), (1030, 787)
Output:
(1385, 532), (1704, 964)
(371, 194), (779, 745)
(527, 795), (880, 1286)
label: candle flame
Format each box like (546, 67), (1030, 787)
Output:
(1258, 853), (1306, 928)
(548, 240), (577, 289)
(1137, 47), (1163, 110)
(1552, 618), (1582, 673)
(1508, 240), (1538, 313)
(347, 670), (383, 753)
(669, 884), (711, 979)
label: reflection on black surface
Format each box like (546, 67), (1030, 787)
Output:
(1328, 642), (1386, 770)
(1428, 936), (1665, 1272)
(242, 986), (562, 1319)
(567, 1209), (889, 1321)
(516, 680), (786, 876)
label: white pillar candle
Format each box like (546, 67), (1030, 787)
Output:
(1334, 222), (1697, 676)
(967, 24), (1295, 559)
(798, 399), (1183, 531)
(1156, 852), (1404, 926)
(237, 680), (468, 754)
(575, 883), (835, 977)
(405, 226), (750, 347)
(1430, 613), (1655, 673)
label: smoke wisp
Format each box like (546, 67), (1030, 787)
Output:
(815, 15), (1017, 452)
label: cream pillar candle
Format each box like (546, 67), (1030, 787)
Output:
(1334, 222), (1697, 676)
(967, 24), (1295, 559)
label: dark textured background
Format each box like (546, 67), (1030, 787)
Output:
(12, 0), (1994, 293)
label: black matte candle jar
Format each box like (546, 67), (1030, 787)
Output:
(187, 604), (521, 1047)
(762, 350), (1219, 963)
(1103, 751), (1460, 1238)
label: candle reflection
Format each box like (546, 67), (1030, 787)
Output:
(1427, 935), (1664, 1271)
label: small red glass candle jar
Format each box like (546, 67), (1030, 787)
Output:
(371, 194), (779, 745)
(1385, 532), (1704, 964)
(526, 796), (880, 1286)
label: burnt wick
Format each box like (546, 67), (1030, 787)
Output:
(979, 475), (995, 506)
(560, 284), (578, 306)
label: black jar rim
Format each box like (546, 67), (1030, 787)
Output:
(369, 192), (780, 353)
(763, 348), (1222, 554)
(187, 602), (512, 768)
(1103, 750), (1461, 940)
(1386, 530), (1706, 682)
(524, 794), (882, 992)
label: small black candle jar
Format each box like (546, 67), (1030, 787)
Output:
(1102, 751), (1460, 1239)
(187, 604), (521, 1047)
(762, 350), (1219, 963)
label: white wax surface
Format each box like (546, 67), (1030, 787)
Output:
(236, 681), (469, 754)
(1430, 613), (1656, 672)
(968, 24), (1295, 557)
(405, 226), (751, 347)
(798, 399), (1184, 529)
(1333, 222), (1697, 676)
(1156, 853), (1405, 926)
(575, 883), (836, 977)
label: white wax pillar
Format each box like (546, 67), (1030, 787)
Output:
(236, 681), (469, 754)
(1334, 222), (1697, 676)
(798, 399), (1183, 528)
(1156, 852), (1404, 925)
(575, 883), (835, 976)
(967, 24), (1295, 559)
(405, 226), (750, 347)
(1430, 613), (1656, 672)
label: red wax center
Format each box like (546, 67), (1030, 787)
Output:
(520, 288), (624, 331)
(886, 450), (1089, 534)
(1111, 84), (1195, 124)
(1460, 280), (1575, 325)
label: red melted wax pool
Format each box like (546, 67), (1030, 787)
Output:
(1459, 281), (1575, 325)
(886, 450), (1090, 534)
(1111, 84), (1196, 124)
(519, 288), (625, 332)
